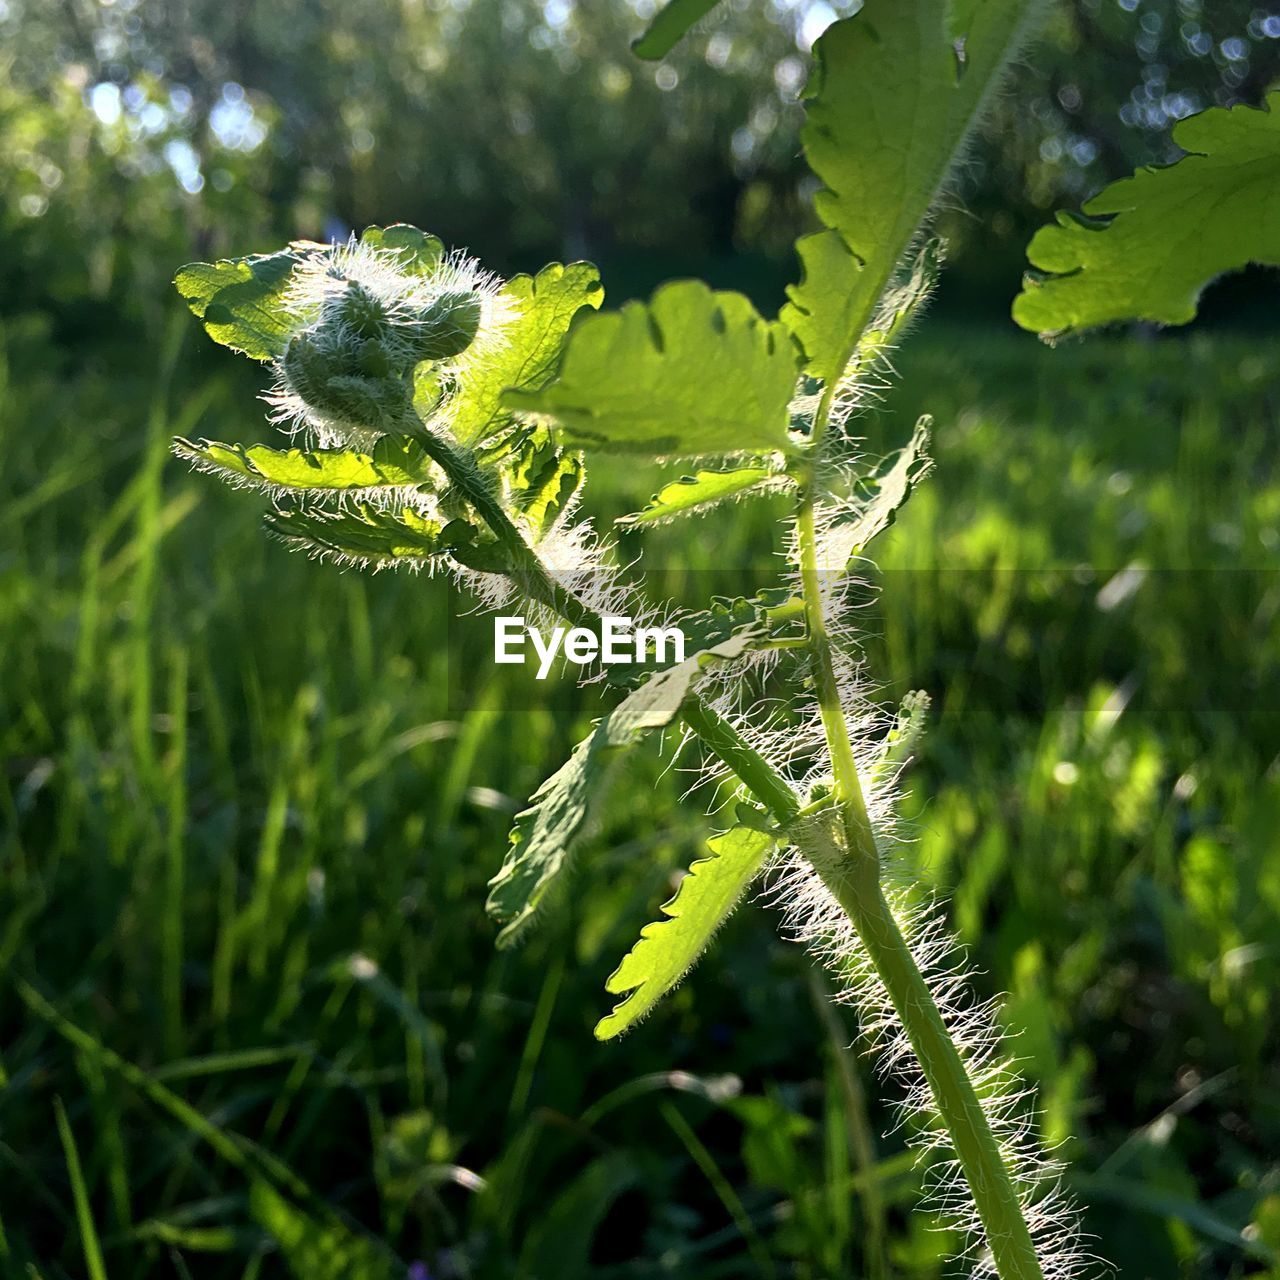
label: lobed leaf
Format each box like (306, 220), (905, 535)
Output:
(506, 280), (800, 458)
(172, 436), (436, 498)
(1014, 94), (1280, 338)
(785, 0), (1039, 382)
(449, 261), (604, 445)
(632, 0), (725, 59)
(594, 825), (775, 1039)
(487, 632), (761, 946)
(817, 416), (934, 570)
(620, 466), (783, 526)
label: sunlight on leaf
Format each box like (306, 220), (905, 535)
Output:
(507, 280), (800, 458)
(620, 465), (782, 526)
(595, 825), (775, 1039)
(1014, 93), (1280, 338)
(450, 261), (603, 445)
(487, 633), (762, 945)
(785, 0), (1038, 381)
(172, 436), (436, 498)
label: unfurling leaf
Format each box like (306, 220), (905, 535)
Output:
(172, 436), (436, 498)
(621, 466), (783, 526)
(449, 261), (603, 445)
(1014, 93), (1280, 338)
(819, 416), (934, 569)
(595, 825), (774, 1039)
(632, 0), (724, 59)
(676, 588), (804, 656)
(785, 0), (1038, 381)
(499, 425), (584, 537)
(506, 280), (800, 458)
(487, 633), (762, 945)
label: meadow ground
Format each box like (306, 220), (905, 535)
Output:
(1, 315), (1277, 1278)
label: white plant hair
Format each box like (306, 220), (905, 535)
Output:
(264, 235), (515, 450)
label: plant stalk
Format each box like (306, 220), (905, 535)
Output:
(790, 387), (1046, 1280)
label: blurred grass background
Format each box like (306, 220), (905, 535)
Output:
(2, 313), (1277, 1277)
(2, 0), (1280, 1276)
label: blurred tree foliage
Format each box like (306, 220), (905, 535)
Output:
(2, 0), (1277, 327)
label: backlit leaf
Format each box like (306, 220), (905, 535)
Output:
(506, 280), (800, 458)
(172, 436), (436, 498)
(264, 503), (448, 568)
(175, 247), (309, 361)
(785, 0), (1039, 381)
(449, 261), (604, 445)
(487, 632), (761, 945)
(594, 825), (774, 1039)
(621, 465), (782, 526)
(1014, 94), (1280, 338)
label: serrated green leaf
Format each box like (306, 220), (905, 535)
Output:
(449, 261), (604, 446)
(487, 632), (761, 945)
(595, 825), (774, 1039)
(1014, 94), (1280, 338)
(632, 0), (724, 59)
(499, 425), (584, 537)
(506, 280), (800, 458)
(786, 0), (1039, 381)
(819, 416), (933, 567)
(264, 503), (447, 568)
(172, 436), (436, 497)
(621, 466), (781, 527)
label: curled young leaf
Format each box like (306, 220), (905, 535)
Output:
(505, 281), (800, 459)
(818, 416), (934, 570)
(499, 425), (584, 538)
(594, 825), (775, 1040)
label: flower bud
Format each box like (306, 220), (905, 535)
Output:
(399, 291), (483, 362)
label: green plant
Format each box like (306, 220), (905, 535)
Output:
(170, 2), (1108, 1276)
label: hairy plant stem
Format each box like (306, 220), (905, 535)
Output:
(791, 386), (1046, 1280)
(411, 413), (800, 822)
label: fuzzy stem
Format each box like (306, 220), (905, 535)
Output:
(791, 391), (1046, 1280)
(408, 413), (800, 823)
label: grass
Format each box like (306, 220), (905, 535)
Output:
(0, 309), (1278, 1278)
